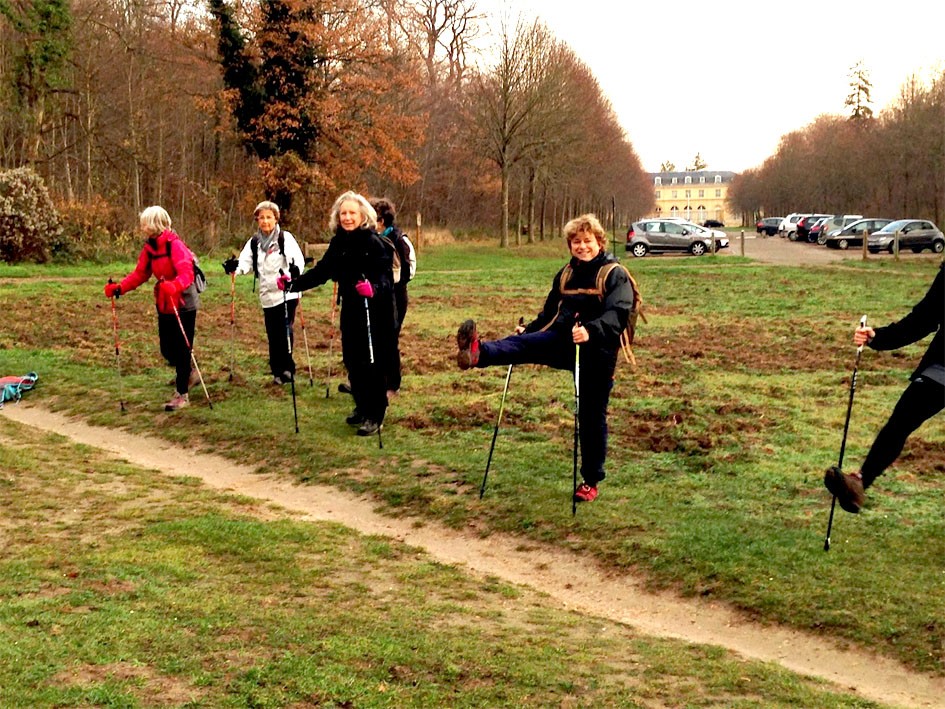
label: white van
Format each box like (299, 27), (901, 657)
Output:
(818, 214), (864, 244)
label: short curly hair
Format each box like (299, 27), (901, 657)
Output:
(563, 213), (606, 249)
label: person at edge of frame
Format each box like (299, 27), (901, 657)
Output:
(454, 213), (635, 503)
(825, 261), (944, 512)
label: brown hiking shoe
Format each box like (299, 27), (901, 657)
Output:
(456, 319), (480, 370)
(824, 465), (865, 513)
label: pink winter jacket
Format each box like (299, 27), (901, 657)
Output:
(119, 230), (195, 314)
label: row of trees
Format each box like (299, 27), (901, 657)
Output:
(729, 68), (945, 226)
(0, 0), (652, 255)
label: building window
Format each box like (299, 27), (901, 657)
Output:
(715, 189), (722, 197)
(672, 190), (677, 198)
(714, 175), (722, 183)
(684, 176), (691, 184)
(654, 177), (661, 186)
(669, 205), (679, 217)
(697, 206), (707, 222)
(698, 189), (704, 197)
(671, 177), (677, 185)
(684, 189), (690, 198)
(655, 190), (660, 199)
(699, 176), (705, 184)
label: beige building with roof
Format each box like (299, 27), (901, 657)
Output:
(650, 171), (736, 225)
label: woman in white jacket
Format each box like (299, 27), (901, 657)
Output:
(223, 201), (306, 384)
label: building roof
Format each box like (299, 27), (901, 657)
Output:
(650, 170), (736, 183)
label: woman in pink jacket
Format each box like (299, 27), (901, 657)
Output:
(103, 206), (201, 411)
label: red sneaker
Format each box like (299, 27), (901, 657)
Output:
(456, 319), (480, 370)
(573, 483), (598, 502)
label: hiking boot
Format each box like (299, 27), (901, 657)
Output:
(338, 381), (352, 395)
(573, 483), (599, 503)
(272, 375), (284, 385)
(357, 419), (381, 436)
(281, 371), (294, 383)
(824, 466), (865, 513)
(164, 391), (189, 412)
(346, 410), (365, 426)
(456, 319), (480, 369)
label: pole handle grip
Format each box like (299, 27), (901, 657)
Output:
(856, 314), (868, 354)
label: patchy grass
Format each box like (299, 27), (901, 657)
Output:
(0, 421), (883, 707)
(1, 241), (943, 679)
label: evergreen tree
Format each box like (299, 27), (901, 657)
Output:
(846, 60), (874, 121)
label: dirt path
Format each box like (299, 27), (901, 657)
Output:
(5, 404), (944, 709)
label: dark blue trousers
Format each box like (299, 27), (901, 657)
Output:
(479, 330), (617, 485)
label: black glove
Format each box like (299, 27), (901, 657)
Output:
(222, 257), (239, 275)
(289, 261), (301, 280)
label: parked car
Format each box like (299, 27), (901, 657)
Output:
(778, 213), (804, 239)
(703, 219), (725, 228)
(823, 218), (894, 249)
(807, 217), (832, 244)
(756, 217), (781, 236)
(626, 219), (729, 257)
(816, 214), (863, 244)
(795, 214), (832, 242)
(868, 219), (945, 254)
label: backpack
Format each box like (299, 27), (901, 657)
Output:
(0, 371), (38, 408)
(380, 229), (414, 285)
(559, 261), (646, 365)
(150, 240), (206, 293)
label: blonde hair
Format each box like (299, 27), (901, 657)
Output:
(329, 191), (377, 231)
(254, 200), (280, 219)
(139, 206), (172, 236)
(563, 213), (607, 249)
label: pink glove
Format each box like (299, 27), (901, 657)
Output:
(276, 274), (291, 291)
(157, 280), (182, 312)
(355, 280), (374, 298)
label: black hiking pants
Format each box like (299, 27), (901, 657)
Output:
(263, 300), (298, 379)
(157, 308), (196, 395)
(861, 376), (944, 487)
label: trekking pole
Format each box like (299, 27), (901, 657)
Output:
(228, 270), (236, 381)
(170, 303), (213, 410)
(326, 282), (339, 398)
(279, 269), (300, 433)
(296, 295), (315, 387)
(362, 289), (383, 450)
(824, 314), (867, 551)
(573, 338), (581, 517)
(108, 280), (126, 412)
(480, 317), (524, 499)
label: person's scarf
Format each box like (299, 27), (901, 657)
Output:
(255, 224), (280, 253)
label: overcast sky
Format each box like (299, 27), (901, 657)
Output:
(476, 0), (945, 173)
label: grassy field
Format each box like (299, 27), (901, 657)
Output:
(1, 240), (943, 705)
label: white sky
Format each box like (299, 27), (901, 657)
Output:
(477, 0), (945, 172)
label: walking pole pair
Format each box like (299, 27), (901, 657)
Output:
(170, 302), (213, 410)
(107, 280), (126, 412)
(295, 296), (315, 387)
(479, 317), (524, 499)
(278, 269), (300, 433)
(823, 314), (867, 551)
